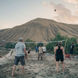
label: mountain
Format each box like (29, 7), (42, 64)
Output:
(0, 18), (78, 42)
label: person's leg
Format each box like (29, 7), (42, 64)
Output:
(56, 61), (59, 72)
(70, 54), (72, 60)
(72, 52), (74, 58)
(12, 65), (16, 76)
(61, 61), (65, 72)
(12, 56), (19, 76)
(70, 51), (72, 60)
(20, 66), (25, 74)
(20, 56), (25, 74)
(41, 54), (43, 60)
(38, 53), (40, 60)
(43, 52), (45, 60)
(70, 51), (73, 59)
(41, 53), (44, 60)
(38, 53), (41, 60)
(70, 54), (73, 60)
(56, 57), (59, 72)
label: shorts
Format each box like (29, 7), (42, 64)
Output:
(56, 56), (64, 62)
(14, 56), (25, 66)
(38, 53), (43, 57)
(70, 50), (73, 55)
(43, 51), (46, 53)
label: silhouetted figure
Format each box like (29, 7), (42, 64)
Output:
(70, 43), (75, 59)
(35, 46), (39, 53)
(54, 42), (65, 72)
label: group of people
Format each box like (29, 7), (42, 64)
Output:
(12, 37), (75, 76)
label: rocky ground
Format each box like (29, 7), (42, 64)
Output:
(0, 51), (78, 78)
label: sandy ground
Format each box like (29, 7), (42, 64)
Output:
(0, 51), (78, 78)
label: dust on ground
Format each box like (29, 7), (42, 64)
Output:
(0, 51), (78, 78)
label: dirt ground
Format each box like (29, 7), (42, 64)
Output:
(0, 51), (78, 78)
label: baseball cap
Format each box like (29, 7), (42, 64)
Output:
(18, 37), (23, 41)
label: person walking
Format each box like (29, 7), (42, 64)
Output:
(12, 37), (28, 76)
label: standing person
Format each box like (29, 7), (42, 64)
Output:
(35, 46), (39, 53)
(38, 45), (43, 60)
(12, 37), (28, 76)
(42, 46), (46, 53)
(54, 42), (65, 72)
(42, 46), (46, 59)
(70, 43), (75, 59)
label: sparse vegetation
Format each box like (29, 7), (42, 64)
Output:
(36, 42), (43, 47)
(5, 42), (16, 49)
(25, 39), (36, 50)
(4, 34), (78, 55)
(46, 33), (78, 54)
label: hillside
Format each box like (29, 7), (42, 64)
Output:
(0, 18), (78, 42)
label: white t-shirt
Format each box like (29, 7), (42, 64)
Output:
(42, 47), (46, 52)
(15, 42), (26, 56)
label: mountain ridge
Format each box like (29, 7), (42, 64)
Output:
(0, 18), (78, 42)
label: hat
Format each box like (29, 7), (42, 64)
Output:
(18, 37), (23, 41)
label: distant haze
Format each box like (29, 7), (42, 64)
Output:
(0, 0), (78, 29)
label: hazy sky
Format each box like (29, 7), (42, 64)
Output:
(0, 0), (78, 29)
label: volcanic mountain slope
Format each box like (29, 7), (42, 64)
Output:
(0, 18), (78, 42)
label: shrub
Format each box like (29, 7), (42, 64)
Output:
(25, 39), (36, 50)
(46, 33), (77, 54)
(5, 42), (16, 49)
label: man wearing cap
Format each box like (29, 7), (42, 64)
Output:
(12, 37), (27, 76)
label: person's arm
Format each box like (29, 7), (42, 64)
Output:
(54, 47), (56, 60)
(54, 47), (56, 55)
(62, 47), (65, 59)
(24, 48), (28, 60)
